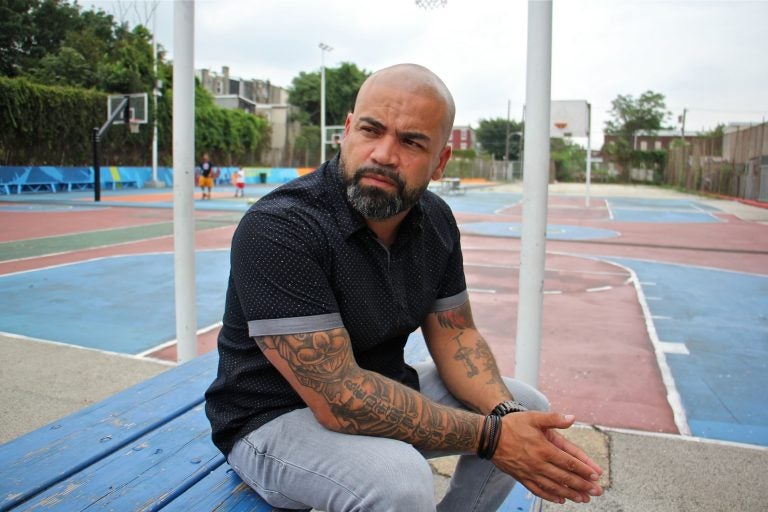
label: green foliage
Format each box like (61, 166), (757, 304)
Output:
(0, 76), (118, 165)
(475, 118), (523, 160)
(0, 1), (269, 167)
(195, 84), (270, 166)
(550, 138), (586, 182)
(291, 125), (321, 167)
(604, 91), (670, 137)
(289, 62), (369, 126)
(604, 90), (670, 180)
(451, 149), (476, 159)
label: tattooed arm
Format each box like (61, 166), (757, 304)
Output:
(254, 328), (483, 452)
(420, 300), (513, 414)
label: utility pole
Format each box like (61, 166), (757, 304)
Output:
(505, 100), (511, 161)
(680, 108), (688, 186)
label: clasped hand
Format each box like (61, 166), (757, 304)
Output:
(492, 412), (604, 504)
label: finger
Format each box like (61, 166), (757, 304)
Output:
(544, 461), (603, 498)
(548, 430), (604, 476)
(529, 412), (577, 430)
(527, 473), (591, 504)
(519, 479), (566, 505)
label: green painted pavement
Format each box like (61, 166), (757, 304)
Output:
(0, 215), (241, 262)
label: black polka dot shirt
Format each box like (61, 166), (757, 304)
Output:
(205, 154), (468, 456)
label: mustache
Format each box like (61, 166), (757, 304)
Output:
(353, 166), (405, 193)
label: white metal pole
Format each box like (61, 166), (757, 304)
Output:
(585, 103), (592, 207)
(152, 11), (159, 185)
(173, 0), (197, 363)
(319, 43), (332, 164)
(515, 0), (553, 387)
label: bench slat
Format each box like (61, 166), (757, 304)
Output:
(161, 463), (274, 512)
(12, 405), (223, 511)
(0, 352), (217, 511)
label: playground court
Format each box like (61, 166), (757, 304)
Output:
(1, 181), (767, 450)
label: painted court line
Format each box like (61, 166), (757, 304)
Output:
(136, 321), (224, 359)
(659, 342), (690, 355)
(0, 330), (177, 366)
(578, 256), (692, 436)
(468, 288), (497, 294)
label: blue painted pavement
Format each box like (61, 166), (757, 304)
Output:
(607, 197), (722, 223)
(604, 257), (768, 447)
(1, 251), (231, 354)
(460, 222), (619, 240)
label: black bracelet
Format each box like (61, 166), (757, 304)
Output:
(477, 414), (502, 460)
(491, 399), (528, 417)
(477, 415), (490, 458)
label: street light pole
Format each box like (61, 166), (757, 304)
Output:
(319, 43), (333, 164)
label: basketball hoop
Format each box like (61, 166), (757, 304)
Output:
(415, 0), (447, 9)
(554, 122), (568, 130)
(128, 121), (140, 134)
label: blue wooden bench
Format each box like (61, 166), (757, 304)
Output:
(0, 338), (539, 511)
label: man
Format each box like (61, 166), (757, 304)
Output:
(205, 64), (603, 511)
(198, 153), (216, 199)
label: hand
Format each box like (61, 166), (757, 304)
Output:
(492, 412), (604, 504)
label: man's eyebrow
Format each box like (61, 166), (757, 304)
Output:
(358, 116), (385, 130)
(358, 116), (432, 144)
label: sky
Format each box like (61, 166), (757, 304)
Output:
(85, 0), (768, 148)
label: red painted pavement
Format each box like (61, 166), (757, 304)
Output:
(2, 189), (766, 436)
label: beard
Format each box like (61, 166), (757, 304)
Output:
(341, 160), (428, 220)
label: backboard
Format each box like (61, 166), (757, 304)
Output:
(108, 93), (148, 124)
(550, 100), (590, 138)
(325, 125), (346, 148)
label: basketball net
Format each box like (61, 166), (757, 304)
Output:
(129, 122), (140, 134)
(415, 0), (447, 9)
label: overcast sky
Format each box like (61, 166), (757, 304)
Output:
(86, 0), (768, 147)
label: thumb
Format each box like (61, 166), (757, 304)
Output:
(529, 411), (577, 430)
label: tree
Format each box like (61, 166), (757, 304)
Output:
(288, 62), (369, 127)
(0, 0), (35, 76)
(550, 138), (586, 182)
(475, 118), (523, 160)
(604, 91), (670, 180)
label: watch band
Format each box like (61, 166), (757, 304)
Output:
(491, 399), (528, 417)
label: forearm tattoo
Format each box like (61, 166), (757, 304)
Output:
(256, 329), (480, 451)
(435, 303), (512, 396)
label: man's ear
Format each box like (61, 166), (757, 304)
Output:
(343, 113), (353, 137)
(431, 145), (452, 181)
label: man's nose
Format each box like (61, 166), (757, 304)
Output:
(370, 135), (400, 168)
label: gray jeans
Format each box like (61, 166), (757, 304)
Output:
(227, 362), (549, 512)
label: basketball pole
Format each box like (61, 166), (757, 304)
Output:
(319, 43), (333, 164)
(514, 0), (553, 387)
(585, 102), (592, 207)
(173, 0), (198, 363)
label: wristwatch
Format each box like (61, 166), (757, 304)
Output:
(491, 400), (528, 417)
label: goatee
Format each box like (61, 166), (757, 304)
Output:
(342, 161), (426, 220)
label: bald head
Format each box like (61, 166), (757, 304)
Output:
(354, 64), (456, 144)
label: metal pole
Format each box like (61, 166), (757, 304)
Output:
(319, 43), (332, 164)
(151, 7), (159, 185)
(505, 99), (511, 161)
(585, 103), (592, 207)
(515, 0), (553, 387)
(173, 0), (197, 363)
(92, 128), (101, 202)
